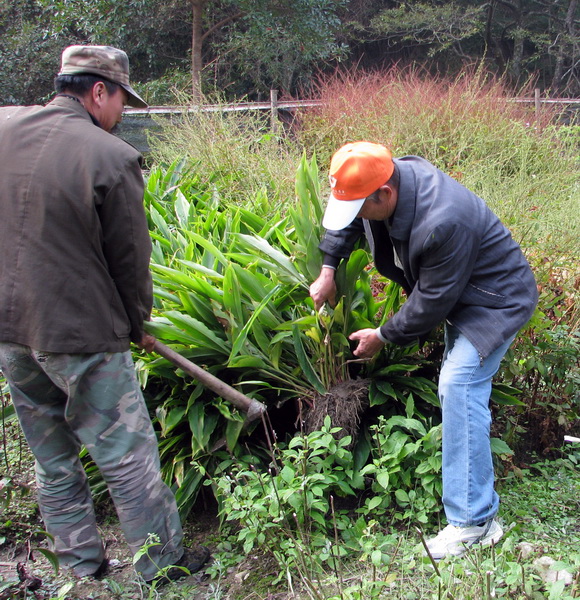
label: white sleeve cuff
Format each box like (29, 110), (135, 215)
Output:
(375, 327), (388, 343)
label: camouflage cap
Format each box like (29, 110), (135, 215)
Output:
(59, 45), (148, 109)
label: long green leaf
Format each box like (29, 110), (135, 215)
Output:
(236, 234), (306, 285)
(292, 325), (326, 394)
(152, 265), (223, 301)
(184, 230), (230, 268)
(164, 311), (229, 355)
(229, 285), (281, 360)
(223, 264), (245, 329)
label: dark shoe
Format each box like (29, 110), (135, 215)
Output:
(73, 559), (108, 580)
(146, 546), (210, 585)
(91, 558), (109, 580)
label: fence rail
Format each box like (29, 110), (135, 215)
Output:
(124, 89), (580, 118)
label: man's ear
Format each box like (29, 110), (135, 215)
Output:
(379, 183), (394, 201)
(91, 81), (107, 106)
(380, 182), (398, 215)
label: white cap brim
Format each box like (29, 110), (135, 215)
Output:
(322, 193), (366, 230)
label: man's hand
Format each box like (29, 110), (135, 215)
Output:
(137, 332), (156, 353)
(309, 267), (337, 311)
(349, 328), (385, 359)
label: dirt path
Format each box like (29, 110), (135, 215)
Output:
(0, 490), (222, 600)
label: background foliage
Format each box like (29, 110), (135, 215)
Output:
(1, 0), (579, 105)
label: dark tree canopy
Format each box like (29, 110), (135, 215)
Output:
(1, 0), (578, 105)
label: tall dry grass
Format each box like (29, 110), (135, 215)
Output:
(147, 93), (301, 212)
(296, 66), (579, 260)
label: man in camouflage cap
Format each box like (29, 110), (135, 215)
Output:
(0, 45), (209, 583)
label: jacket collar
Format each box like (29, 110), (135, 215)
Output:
(388, 158), (416, 241)
(48, 95), (103, 128)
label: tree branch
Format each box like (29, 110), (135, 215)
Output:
(202, 11), (246, 42)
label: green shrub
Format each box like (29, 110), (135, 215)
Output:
(133, 156), (445, 517)
(213, 414), (442, 581)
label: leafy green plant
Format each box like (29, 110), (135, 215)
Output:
(496, 289), (580, 460)
(214, 417), (356, 559)
(212, 415), (408, 594)
(135, 143), (538, 520)
(133, 154), (442, 517)
(212, 413), (442, 579)
(132, 533), (190, 596)
(359, 416), (442, 525)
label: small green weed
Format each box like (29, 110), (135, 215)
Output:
(359, 416), (442, 525)
(214, 416), (359, 581)
(209, 450), (580, 599)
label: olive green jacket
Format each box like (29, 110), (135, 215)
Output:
(0, 96), (152, 353)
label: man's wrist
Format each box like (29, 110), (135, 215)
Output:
(375, 327), (388, 344)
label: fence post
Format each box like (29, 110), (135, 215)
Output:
(535, 88), (541, 118)
(270, 89), (280, 132)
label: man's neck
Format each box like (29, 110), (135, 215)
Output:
(55, 93), (102, 129)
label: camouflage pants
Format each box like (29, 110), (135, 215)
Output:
(0, 342), (184, 580)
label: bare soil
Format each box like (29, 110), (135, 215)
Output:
(0, 428), (230, 600)
(302, 379), (370, 444)
(0, 493), (225, 600)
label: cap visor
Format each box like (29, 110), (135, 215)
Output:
(122, 84), (148, 108)
(322, 194), (366, 230)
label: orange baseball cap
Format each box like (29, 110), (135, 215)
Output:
(323, 142), (394, 230)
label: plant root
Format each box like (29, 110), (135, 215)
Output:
(302, 379), (370, 445)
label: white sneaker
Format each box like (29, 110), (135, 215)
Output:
(425, 519), (504, 559)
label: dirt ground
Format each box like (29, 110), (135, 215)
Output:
(0, 487), (231, 600)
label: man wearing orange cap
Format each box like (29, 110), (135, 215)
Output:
(0, 45), (209, 583)
(310, 142), (538, 559)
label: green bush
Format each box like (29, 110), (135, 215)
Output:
(213, 415), (442, 581)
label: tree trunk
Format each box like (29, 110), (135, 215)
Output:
(485, 0), (506, 72)
(511, 28), (524, 80)
(191, 0), (206, 104)
(551, 0), (578, 94)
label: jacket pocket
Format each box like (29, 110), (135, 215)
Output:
(459, 283), (506, 307)
(109, 287), (131, 338)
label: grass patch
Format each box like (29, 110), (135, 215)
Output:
(147, 92), (301, 211)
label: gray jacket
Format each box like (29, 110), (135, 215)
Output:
(0, 96), (152, 353)
(320, 156), (538, 358)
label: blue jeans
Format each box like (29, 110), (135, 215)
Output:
(439, 324), (515, 527)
